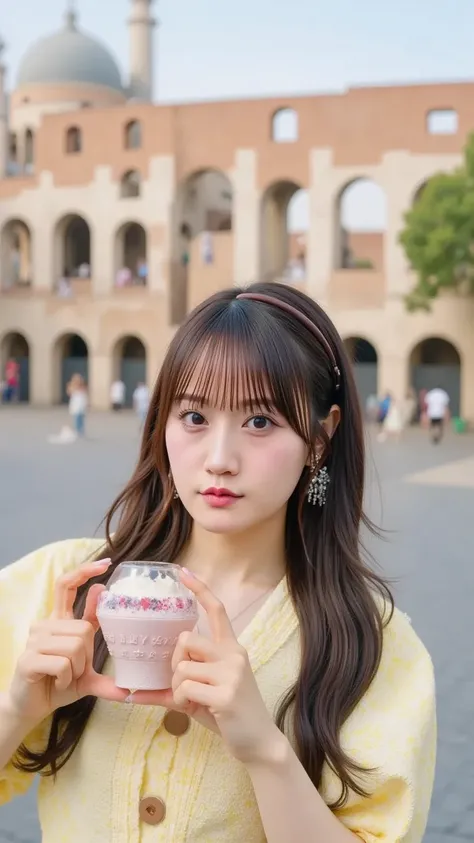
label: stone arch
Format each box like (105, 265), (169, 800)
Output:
(335, 178), (387, 270)
(260, 180), (307, 281)
(65, 126), (82, 154)
(171, 168), (234, 323)
(53, 332), (89, 404)
(124, 120), (142, 149)
(114, 222), (148, 285)
(409, 337), (461, 417)
(0, 218), (33, 289)
(55, 213), (91, 280)
(343, 336), (379, 410)
(112, 335), (147, 406)
(271, 108), (299, 143)
(0, 331), (30, 402)
(120, 170), (141, 199)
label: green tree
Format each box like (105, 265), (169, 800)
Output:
(399, 132), (474, 311)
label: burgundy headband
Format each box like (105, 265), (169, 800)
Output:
(236, 292), (341, 391)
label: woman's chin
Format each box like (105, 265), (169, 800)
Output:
(192, 513), (248, 535)
(184, 500), (252, 535)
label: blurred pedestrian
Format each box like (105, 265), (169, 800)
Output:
(425, 387), (450, 444)
(379, 397), (403, 442)
(110, 378), (126, 411)
(133, 381), (150, 427)
(365, 394), (380, 425)
(67, 374), (88, 438)
(4, 358), (19, 403)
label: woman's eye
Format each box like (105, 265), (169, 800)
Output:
(246, 416), (274, 431)
(178, 410), (275, 430)
(180, 410), (205, 426)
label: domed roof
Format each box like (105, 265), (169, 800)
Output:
(17, 10), (123, 92)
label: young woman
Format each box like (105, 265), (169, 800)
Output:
(0, 282), (436, 843)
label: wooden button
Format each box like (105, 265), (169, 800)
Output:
(139, 796), (166, 825)
(163, 710), (190, 737)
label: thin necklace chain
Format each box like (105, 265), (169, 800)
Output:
(196, 584), (275, 634)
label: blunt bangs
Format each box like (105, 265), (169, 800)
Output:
(168, 302), (313, 443)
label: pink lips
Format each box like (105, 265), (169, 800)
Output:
(202, 487), (240, 497)
(201, 487), (243, 508)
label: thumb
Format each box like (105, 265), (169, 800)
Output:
(82, 583), (106, 632)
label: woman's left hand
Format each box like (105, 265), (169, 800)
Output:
(173, 569), (280, 763)
(131, 569), (279, 765)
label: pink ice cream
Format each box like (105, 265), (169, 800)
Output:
(97, 562), (198, 691)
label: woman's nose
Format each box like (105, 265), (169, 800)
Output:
(203, 431), (239, 475)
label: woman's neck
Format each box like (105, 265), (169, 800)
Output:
(176, 512), (287, 591)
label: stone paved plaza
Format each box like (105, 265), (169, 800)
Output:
(0, 407), (473, 843)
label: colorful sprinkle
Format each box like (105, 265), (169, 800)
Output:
(98, 593), (195, 615)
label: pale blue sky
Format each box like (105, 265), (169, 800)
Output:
(4, 0), (473, 102)
(2, 0), (471, 230)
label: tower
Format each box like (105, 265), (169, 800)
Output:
(65, 0), (78, 30)
(128, 0), (156, 102)
(0, 37), (7, 179)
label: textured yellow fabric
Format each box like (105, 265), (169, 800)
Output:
(0, 539), (436, 843)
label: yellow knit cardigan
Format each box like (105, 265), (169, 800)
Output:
(0, 538), (436, 842)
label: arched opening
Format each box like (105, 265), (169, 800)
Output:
(120, 170), (141, 199)
(114, 222), (148, 286)
(261, 181), (308, 281)
(7, 132), (19, 176)
(125, 120), (142, 149)
(24, 129), (34, 174)
(54, 333), (89, 404)
(65, 126), (82, 154)
(410, 338), (461, 417)
(0, 219), (33, 289)
(344, 337), (378, 410)
(271, 108), (299, 143)
(171, 168), (234, 323)
(0, 332), (30, 402)
(113, 336), (147, 406)
(336, 179), (387, 270)
(55, 214), (91, 281)
(179, 169), (233, 236)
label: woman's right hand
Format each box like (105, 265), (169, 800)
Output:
(6, 559), (129, 725)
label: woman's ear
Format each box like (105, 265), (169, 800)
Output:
(306, 405), (341, 465)
(321, 404), (341, 440)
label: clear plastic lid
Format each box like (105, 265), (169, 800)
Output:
(97, 561), (198, 618)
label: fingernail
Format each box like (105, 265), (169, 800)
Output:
(181, 567), (196, 578)
(93, 558), (112, 568)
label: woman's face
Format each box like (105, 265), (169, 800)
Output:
(165, 384), (309, 535)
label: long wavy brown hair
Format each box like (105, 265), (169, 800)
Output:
(16, 281), (392, 808)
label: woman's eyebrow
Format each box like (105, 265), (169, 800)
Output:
(175, 393), (276, 410)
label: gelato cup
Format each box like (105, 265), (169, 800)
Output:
(97, 562), (198, 691)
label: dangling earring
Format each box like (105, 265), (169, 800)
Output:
(168, 471), (179, 500)
(307, 454), (330, 507)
